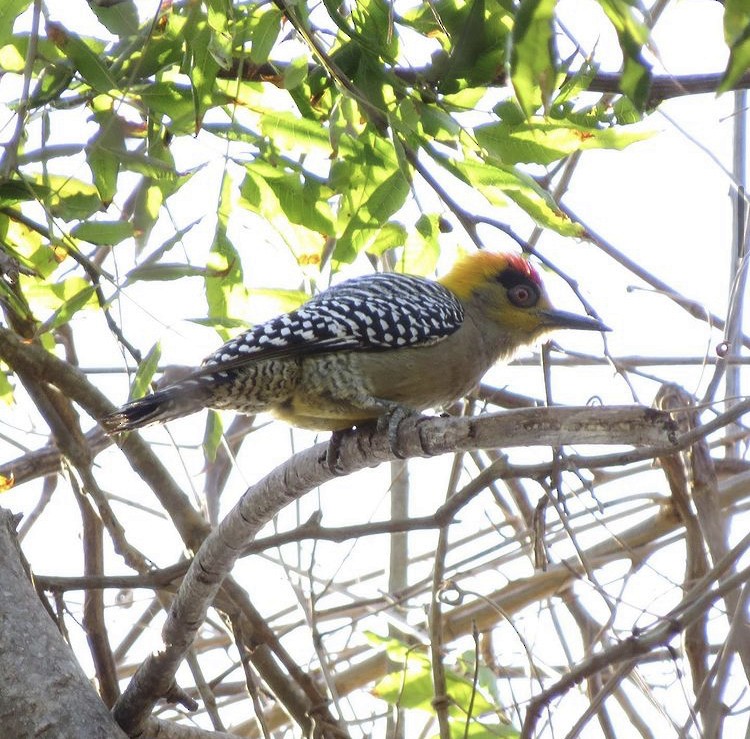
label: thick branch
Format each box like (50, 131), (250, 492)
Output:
(219, 59), (750, 106)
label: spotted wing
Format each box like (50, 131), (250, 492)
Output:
(191, 272), (465, 378)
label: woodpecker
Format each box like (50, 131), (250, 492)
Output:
(101, 252), (607, 434)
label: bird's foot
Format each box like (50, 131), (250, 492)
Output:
(325, 429), (349, 474)
(377, 406), (423, 459)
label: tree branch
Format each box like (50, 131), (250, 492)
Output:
(111, 404), (676, 733)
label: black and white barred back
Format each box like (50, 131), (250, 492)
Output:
(201, 273), (465, 376)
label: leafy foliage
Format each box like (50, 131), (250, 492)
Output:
(0, 0), (688, 344)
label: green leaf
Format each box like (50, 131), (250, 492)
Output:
(241, 161), (335, 235)
(203, 410), (223, 463)
(188, 316), (249, 331)
(118, 13), (184, 79)
(47, 22), (118, 94)
(720, 1), (750, 93)
(725, 0), (750, 39)
(239, 166), (330, 261)
(401, 214), (441, 275)
(128, 342), (161, 401)
(331, 132), (410, 263)
(283, 54), (309, 90)
(442, 0), (487, 82)
(206, 171), (247, 338)
(373, 651), (498, 719)
(115, 149), (181, 182)
(351, 0), (398, 58)
(38, 175), (102, 222)
(18, 144), (86, 166)
(510, 0), (557, 117)
(250, 8), (282, 64)
(71, 220), (134, 246)
(594, 0), (651, 109)
(0, 274), (36, 327)
(206, 0), (233, 68)
(89, 0), (140, 37)
(30, 64), (75, 107)
(0, 1), (32, 45)
(86, 111), (127, 204)
(365, 221), (408, 257)
(183, 15), (221, 130)
(124, 262), (207, 284)
(0, 41), (25, 71)
(438, 152), (583, 236)
(259, 111), (335, 154)
(0, 180), (52, 207)
(22, 276), (91, 310)
(248, 287), (308, 314)
(475, 118), (652, 165)
(132, 180), (163, 250)
(2, 218), (53, 278)
(141, 83), (220, 134)
(0, 33), (65, 74)
(37, 283), (98, 334)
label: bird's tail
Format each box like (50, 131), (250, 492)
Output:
(101, 383), (210, 433)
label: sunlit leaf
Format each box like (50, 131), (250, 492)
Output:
(206, 171), (247, 338)
(283, 54), (309, 90)
(241, 161), (335, 236)
(46, 22), (118, 93)
(0, 42), (25, 72)
(0, 1), (32, 45)
(720, 0), (750, 93)
(331, 132), (410, 263)
(475, 118), (652, 165)
(259, 111), (335, 154)
(37, 283), (98, 333)
(141, 83), (230, 134)
(510, 0), (557, 116)
(183, 14), (221, 130)
(438, 153), (583, 236)
(250, 8), (282, 64)
(86, 110), (127, 204)
(90, 0), (140, 37)
(37, 175), (102, 222)
(365, 222), (408, 257)
(124, 263), (207, 284)
(128, 342), (161, 400)
(203, 410), (223, 463)
(0, 180), (52, 207)
(373, 651), (498, 719)
(71, 220), (134, 246)
(594, 0), (651, 108)
(401, 214), (441, 276)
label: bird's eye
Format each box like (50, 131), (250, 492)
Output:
(508, 284), (538, 308)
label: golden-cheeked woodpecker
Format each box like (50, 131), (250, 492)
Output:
(102, 251), (607, 434)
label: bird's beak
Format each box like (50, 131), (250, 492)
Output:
(539, 309), (610, 332)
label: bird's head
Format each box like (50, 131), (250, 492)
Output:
(439, 251), (608, 344)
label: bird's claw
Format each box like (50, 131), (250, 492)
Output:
(377, 406), (420, 459)
(325, 429), (348, 474)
